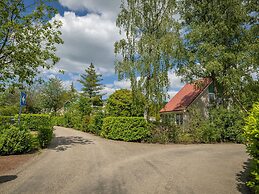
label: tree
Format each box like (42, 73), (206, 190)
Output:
(115, 0), (180, 120)
(41, 78), (65, 113)
(176, 0), (258, 110)
(0, 0), (63, 90)
(105, 89), (145, 117)
(79, 63), (103, 106)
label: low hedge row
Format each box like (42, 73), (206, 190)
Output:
(15, 114), (52, 130)
(0, 114), (54, 155)
(101, 117), (150, 142)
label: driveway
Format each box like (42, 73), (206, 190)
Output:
(0, 126), (250, 194)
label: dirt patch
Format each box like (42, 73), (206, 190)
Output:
(0, 153), (37, 175)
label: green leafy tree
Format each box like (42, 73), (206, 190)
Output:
(79, 63), (103, 107)
(244, 102), (259, 192)
(115, 0), (180, 120)
(0, 86), (19, 115)
(176, 0), (258, 110)
(41, 78), (65, 113)
(0, 0), (63, 90)
(105, 89), (145, 117)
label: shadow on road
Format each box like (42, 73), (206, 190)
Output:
(236, 159), (252, 194)
(49, 136), (94, 152)
(0, 175), (17, 184)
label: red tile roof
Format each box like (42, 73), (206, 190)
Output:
(160, 78), (212, 113)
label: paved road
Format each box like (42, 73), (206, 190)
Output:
(0, 127), (250, 194)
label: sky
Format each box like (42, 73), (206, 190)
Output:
(40, 0), (184, 99)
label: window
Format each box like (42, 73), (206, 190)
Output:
(175, 114), (183, 125)
(208, 93), (215, 103)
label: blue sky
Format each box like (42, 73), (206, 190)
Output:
(39, 0), (184, 98)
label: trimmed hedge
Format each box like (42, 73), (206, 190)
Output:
(0, 126), (34, 155)
(38, 127), (53, 148)
(244, 102), (259, 192)
(0, 116), (14, 132)
(15, 114), (51, 130)
(101, 117), (150, 142)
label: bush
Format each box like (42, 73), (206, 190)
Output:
(244, 102), (259, 193)
(15, 114), (52, 131)
(101, 117), (150, 142)
(209, 106), (245, 143)
(145, 121), (180, 144)
(38, 126), (53, 148)
(88, 111), (104, 135)
(0, 126), (34, 155)
(51, 116), (66, 126)
(0, 116), (14, 127)
(105, 89), (145, 117)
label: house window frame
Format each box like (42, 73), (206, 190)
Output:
(175, 113), (183, 125)
(208, 92), (215, 104)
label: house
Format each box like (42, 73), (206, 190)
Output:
(160, 78), (215, 125)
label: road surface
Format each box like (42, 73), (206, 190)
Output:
(0, 126), (250, 194)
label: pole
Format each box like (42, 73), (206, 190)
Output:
(18, 105), (22, 126)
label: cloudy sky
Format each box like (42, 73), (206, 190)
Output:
(42, 0), (184, 99)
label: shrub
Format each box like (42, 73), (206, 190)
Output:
(101, 117), (150, 141)
(105, 89), (145, 117)
(0, 116), (14, 131)
(15, 114), (52, 131)
(0, 126), (34, 155)
(145, 121), (180, 144)
(209, 106), (245, 143)
(37, 126), (53, 148)
(244, 102), (259, 193)
(88, 111), (104, 135)
(0, 105), (19, 116)
(51, 116), (66, 126)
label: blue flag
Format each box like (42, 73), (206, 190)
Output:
(20, 92), (26, 106)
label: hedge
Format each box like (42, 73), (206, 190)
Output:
(244, 102), (259, 192)
(101, 117), (150, 142)
(38, 127), (53, 148)
(15, 114), (51, 130)
(51, 116), (66, 126)
(0, 126), (34, 155)
(0, 116), (14, 126)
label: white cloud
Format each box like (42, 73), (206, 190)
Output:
(53, 11), (122, 76)
(58, 0), (121, 20)
(101, 79), (131, 98)
(168, 70), (184, 90)
(113, 79), (131, 89)
(168, 91), (178, 99)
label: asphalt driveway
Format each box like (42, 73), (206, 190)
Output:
(0, 126), (250, 194)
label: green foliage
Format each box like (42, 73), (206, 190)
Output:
(51, 116), (66, 126)
(177, 0), (258, 108)
(88, 111), (104, 135)
(41, 78), (66, 113)
(106, 89), (144, 117)
(101, 117), (150, 142)
(79, 63), (103, 107)
(0, 116), (13, 127)
(0, 105), (19, 116)
(0, 126), (34, 155)
(63, 96), (92, 130)
(37, 127), (53, 148)
(146, 121), (180, 144)
(244, 102), (259, 192)
(0, 0), (63, 90)
(115, 0), (179, 119)
(15, 114), (51, 131)
(209, 106), (245, 143)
